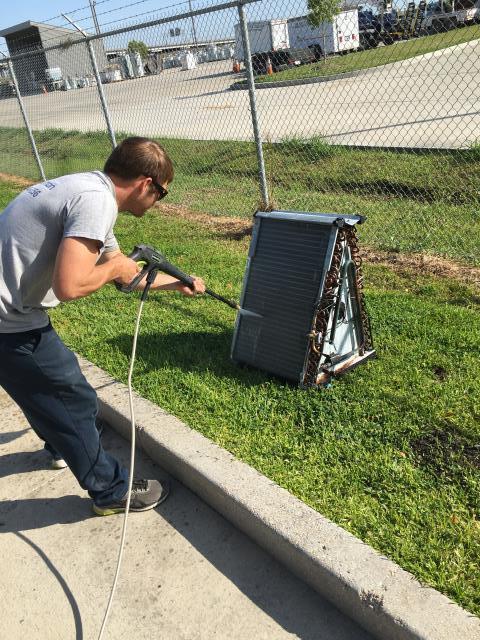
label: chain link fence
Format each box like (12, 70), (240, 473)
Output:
(0, 0), (479, 265)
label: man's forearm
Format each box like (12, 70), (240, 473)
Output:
(142, 273), (183, 291)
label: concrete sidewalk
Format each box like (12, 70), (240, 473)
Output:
(0, 387), (373, 640)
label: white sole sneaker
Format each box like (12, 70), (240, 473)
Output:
(51, 458), (68, 469)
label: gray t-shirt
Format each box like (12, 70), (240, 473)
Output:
(0, 171), (119, 333)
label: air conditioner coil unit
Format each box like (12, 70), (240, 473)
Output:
(231, 210), (375, 387)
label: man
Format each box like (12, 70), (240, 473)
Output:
(0, 136), (205, 516)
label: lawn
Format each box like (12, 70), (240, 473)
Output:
(252, 23), (480, 83)
(1, 178), (478, 615)
(0, 127), (479, 265)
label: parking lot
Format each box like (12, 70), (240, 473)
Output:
(1, 39), (479, 148)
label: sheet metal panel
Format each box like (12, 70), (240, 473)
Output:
(231, 214), (337, 382)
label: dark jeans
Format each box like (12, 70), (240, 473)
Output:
(0, 322), (128, 506)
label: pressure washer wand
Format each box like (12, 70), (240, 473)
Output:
(116, 244), (241, 311)
(202, 287), (240, 311)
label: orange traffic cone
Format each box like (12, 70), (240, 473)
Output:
(232, 59), (241, 74)
(266, 57), (273, 75)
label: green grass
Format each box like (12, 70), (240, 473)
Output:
(0, 127), (479, 265)
(1, 178), (479, 615)
(253, 24), (480, 83)
(60, 213), (480, 617)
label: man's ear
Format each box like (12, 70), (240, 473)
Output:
(140, 176), (153, 194)
(132, 176), (148, 196)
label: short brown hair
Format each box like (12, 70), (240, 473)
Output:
(104, 137), (174, 184)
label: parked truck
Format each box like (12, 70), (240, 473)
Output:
(423, 0), (480, 32)
(287, 10), (360, 57)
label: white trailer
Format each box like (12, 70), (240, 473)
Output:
(287, 10), (360, 55)
(234, 19), (289, 61)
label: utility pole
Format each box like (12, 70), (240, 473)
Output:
(89, 0), (101, 35)
(188, 0), (198, 48)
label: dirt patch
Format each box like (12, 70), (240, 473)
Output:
(156, 202), (255, 240)
(410, 420), (480, 522)
(0, 172), (36, 188)
(412, 427), (479, 512)
(156, 203), (480, 289)
(2, 172), (479, 288)
(361, 247), (480, 290)
(432, 366), (448, 382)
(412, 427), (480, 474)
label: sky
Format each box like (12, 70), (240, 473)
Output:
(0, 1), (91, 31)
(0, 0), (314, 53)
(0, 0), (198, 36)
(0, 0), (218, 53)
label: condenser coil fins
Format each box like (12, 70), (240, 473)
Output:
(231, 211), (375, 386)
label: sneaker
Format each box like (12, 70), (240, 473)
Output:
(51, 457), (68, 469)
(93, 479), (170, 516)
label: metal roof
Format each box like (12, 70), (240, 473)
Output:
(0, 21), (76, 38)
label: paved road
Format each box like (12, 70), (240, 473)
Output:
(1, 40), (479, 148)
(0, 388), (373, 640)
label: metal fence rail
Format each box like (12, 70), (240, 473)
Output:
(0, 0), (479, 266)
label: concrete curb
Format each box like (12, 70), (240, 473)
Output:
(230, 68), (367, 90)
(230, 38), (480, 91)
(79, 356), (480, 640)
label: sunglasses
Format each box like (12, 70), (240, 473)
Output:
(149, 177), (168, 201)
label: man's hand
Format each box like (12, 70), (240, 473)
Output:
(107, 254), (142, 286)
(176, 276), (206, 297)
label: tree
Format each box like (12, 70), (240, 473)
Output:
(127, 40), (149, 60)
(307, 0), (341, 61)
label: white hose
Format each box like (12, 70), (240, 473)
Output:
(97, 297), (145, 640)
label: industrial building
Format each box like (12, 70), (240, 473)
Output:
(0, 21), (107, 95)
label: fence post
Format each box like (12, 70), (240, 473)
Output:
(86, 40), (117, 150)
(237, 2), (269, 209)
(6, 58), (46, 181)
(62, 13), (117, 150)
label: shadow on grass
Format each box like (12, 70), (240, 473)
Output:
(107, 328), (274, 387)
